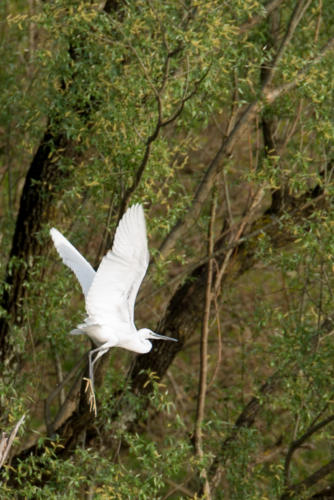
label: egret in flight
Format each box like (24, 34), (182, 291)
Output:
(50, 204), (177, 406)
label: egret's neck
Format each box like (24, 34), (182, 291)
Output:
(118, 334), (152, 354)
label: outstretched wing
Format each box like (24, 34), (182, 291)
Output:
(50, 228), (96, 297)
(86, 204), (149, 326)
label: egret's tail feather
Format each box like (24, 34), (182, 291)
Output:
(70, 328), (85, 335)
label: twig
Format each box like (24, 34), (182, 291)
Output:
(223, 171), (233, 226)
(94, 194), (115, 267)
(207, 293), (222, 390)
(51, 368), (84, 432)
(194, 191), (217, 499)
(166, 371), (187, 410)
(55, 350), (65, 406)
(0, 415), (25, 468)
(163, 477), (195, 499)
(314, 0), (322, 44)
(280, 99), (303, 152)
(214, 187), (265, 295)
(44, 351), (87, 436)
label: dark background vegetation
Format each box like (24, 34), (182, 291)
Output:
(0, 0), (334, 498)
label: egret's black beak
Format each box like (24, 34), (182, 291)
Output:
(150, 332), (178, 342)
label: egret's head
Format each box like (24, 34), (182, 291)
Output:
(123, 329), (178, 354)
(139, 328), (178, 343)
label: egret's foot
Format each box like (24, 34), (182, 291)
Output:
(83, 377), (97, 416)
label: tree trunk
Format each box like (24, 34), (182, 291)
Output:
(0, 130), (72, 363)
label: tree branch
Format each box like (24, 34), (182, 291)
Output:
(159, 0), (312, 259)
(281, 459), (334, 500)
(261, 0), (312, 89)
(265, 36), (334, 103)
(284, 414), (334, 488)
(239, 0), (286, 34)
(194, 192), (217, 499)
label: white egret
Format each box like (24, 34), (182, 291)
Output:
(50, 204), (177, 404)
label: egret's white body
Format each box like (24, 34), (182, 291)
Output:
(50, 204), (176, 387)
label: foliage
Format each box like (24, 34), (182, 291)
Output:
(0, 0), (334, 498)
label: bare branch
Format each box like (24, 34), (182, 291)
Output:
(0, 415), (25, 469)
(44, 352), (87, 437)
(206, 291), (223, 390)
(160, 62), (210, 128)
(284, 414), (334, 488)
(214, 187), (265, 295)
(281, 459), (334, 500)
(194, 191), (217, 499)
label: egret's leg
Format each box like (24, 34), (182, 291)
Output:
(84, 346), (106, 416)
(85, 341), (116, 414)
(88, 348), (97, 387)
(88, 343), (114, 390)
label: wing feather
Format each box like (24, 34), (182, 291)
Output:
(86, 204), (149, 326)
(50, 228), (96, 297)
